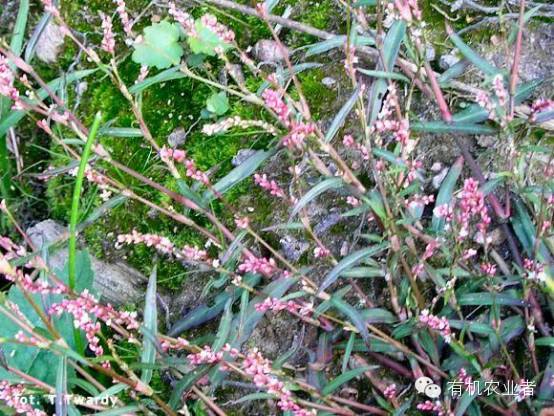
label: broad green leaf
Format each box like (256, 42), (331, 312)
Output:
(291, 177), (344, 217)
(140, 267), (157, 384)
(432, 157), (463, 231)
(206, 91), (229, 116)
(448, 320), (495, 336)
(448, 29), (500, 76)
(411, 121), (496, 134)
(320, 243), (389, 293)
(132, 21), (184, 69)
(322, 366), (370, 395)
(325, 85), (361, 142)
(187, 18), (233, 56)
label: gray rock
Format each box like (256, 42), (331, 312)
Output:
(280, 235), (309, 262)
(232, 149), (257, 167)
(253, 39), (289, 63)
(322, 77), (337, 88)
(167, 128), (187, 148)
(439, 52), (460, 70)
(27, 220), (146, 306)
(432, 167), (449, 189)
(36, 22), (66, 63)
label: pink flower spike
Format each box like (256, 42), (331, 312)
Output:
(100, 12), (115, 54)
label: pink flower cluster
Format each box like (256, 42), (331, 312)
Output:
(480, 262), (497, 277)
(408, 194), (435, 211)
(390, 0), (422, 22)
(492, 75), (508, 107)
(238, 254), (277, 277)
(0, 236), (26, 261)
(417, 400), (449, 415)
(160, 337), (190, 352)
(100, 13), (115, 54)
(242, 349), (314, 416)
(373, 85), (410, 146)
(253, 173), (286, 198)
(0, 54), (19, 101)
(457, 178), (490, 239)
(202, 116), (278, 136)
(168, 2), (196, 37)
(530, 98), (554, 122)
(187, 345), (224, 365)
(0, 381), (47, 416)
(116, 230), (208, 262)
(282, 122), (316, 150)
(255, 297), (314, 317)
(49, 289), (139, 362)
(262, 88), (290, 123)
(313, 246), (331, 258)
(200, 14), (235, 44)
(419, 309), (453, 343)
(159, 146), (210, 184)
(523, 258), (546, 282)
(114, 0), (133, 35)
(457, 368), (473, 388)
(383, 383), (397, 400)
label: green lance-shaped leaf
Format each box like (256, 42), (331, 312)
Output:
(212, 297), (233, 352)
(330, 297), (370, 344)
(257, 63), (322, 95)
(132, 21), (184, 69)
(319, 243), (389, 293)
(458, 292), (528, 307)
(357, 68), (410, 83)
(325, 85), (361, 142)
(432, 156), (463, 232)
(290, 177), (344, 218)
(322, 365), (371, 395)
(55, 355), (68, 416)
(368, 20), (406, 123)
(129, 65), (186, 94)
(411, 121), (496, 135)
(203, 150), (273, 204)
(447, 27), (501, 76)
(140, 267), (157, 384)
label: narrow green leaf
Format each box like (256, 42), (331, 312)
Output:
(257, 63), (322, 95)
(458, 292), (528, 306)
(322, 366), (370, 395)
(55, 355), (68, 416)
(10, 0), (29, 56)
(69, 112), (102, 290)
(212, 298), (233, 352)
(448, 30), (500, 76)
(324, 85), (361, 142)
(140, 267), (157, 384)
(290, 177), (344, 218)
(331, 297), (370, 344)
(368, 20), (406, 123)
(99, 127), (143, 137)
(233, 393), (274, 403)
(432, 157), (463, 231)
(411, 121), (496, 134)
(320, 243), (389, 293)
(129, 65), (186, 94)
(536, 337), (554, 347)
(357, 68), (410, 83)
(203, 150), (273, 204)
(342, 333), (356, 373)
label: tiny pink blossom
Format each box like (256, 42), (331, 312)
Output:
(254, 173), (286, 198)
(238, 254), (277, 277)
